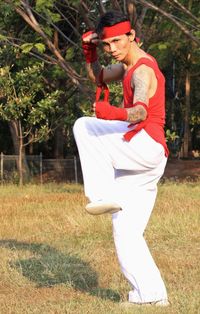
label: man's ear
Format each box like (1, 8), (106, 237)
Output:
(129, 29), (136, 42)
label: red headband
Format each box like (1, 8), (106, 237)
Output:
(101, 21), (131, 39)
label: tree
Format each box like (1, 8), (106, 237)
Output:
(0, 0), (200, 161)
(0, 0), (85, 165)
(143, 0), (200, 157)
(0, 52), (63, 184)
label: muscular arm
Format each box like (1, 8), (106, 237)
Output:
(86, 62), (124, 84)
(126, 65), (152, 123)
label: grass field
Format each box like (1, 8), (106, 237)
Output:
(0, 182), (199, 314)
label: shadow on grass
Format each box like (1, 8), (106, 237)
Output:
(0, 239), (120, 302)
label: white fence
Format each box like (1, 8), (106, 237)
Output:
(0, 153), (82, 184)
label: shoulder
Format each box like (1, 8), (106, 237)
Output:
(131, 64), (155, 87)
(134, 63), (154, 76)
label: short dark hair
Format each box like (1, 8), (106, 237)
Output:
(95, 10), (129, 36)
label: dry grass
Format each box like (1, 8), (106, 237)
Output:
(0, 182), (199, 314)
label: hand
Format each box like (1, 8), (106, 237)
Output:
(94, 101), (127, 121)
(82, 31), (99, 63)
(82, 31), (99, 45)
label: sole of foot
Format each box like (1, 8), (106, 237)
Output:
(85, 201), (121, 215)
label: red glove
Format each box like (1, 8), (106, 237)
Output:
(82, 31), (98, 63)
(95, 101), (127, 121)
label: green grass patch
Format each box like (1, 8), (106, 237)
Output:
(0, 182), (199, 313)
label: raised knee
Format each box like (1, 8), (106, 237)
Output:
(73, 116), (95, 136)
(73, 117), (86, 134)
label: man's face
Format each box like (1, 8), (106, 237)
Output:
(101, 34), (132, 62)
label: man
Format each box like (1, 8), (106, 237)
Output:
(73, 10), (169, 306)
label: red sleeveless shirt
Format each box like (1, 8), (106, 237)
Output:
(122, 57), (169, 157)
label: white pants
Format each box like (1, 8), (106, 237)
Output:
(73, 117), (168, 303)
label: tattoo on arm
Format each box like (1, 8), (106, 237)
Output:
(107, 64), (112, 71)
(126, 66), (150, 122)
(126, 105), (147, 123)
(132, 69), (149, 104)
(103, 63), (124, 82)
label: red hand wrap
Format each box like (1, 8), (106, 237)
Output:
(82, 31), (98, 63)
(95, 101), (127, 121)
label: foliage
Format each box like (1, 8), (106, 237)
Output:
(165, 129), (179, 143)
(0, 0), (199, 156)
(0, 53), (63, 143)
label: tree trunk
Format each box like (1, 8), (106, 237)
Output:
(9, 120), (20, 156)
(28, 139), (34, 155)
(54, 126), (64, 159)
(9, 120), (30, 184)
(19, 130), (23, 186)
(182, 56), (191, 158)
(53, 126), (64, 180)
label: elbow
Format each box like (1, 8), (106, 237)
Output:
(88, 72), (96, 83)
(126, 105), (148, 123)
(85, 65), (96, 83)
(138, 105), (148, 121)
(141, 109), (148, 121)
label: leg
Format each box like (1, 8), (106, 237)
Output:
(112, 151), (168, 303)
(73, 116), (130, 202)
(112, 184), (168, 303)
(73, 117), (164, 203)
(74, 117), (168, 302)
